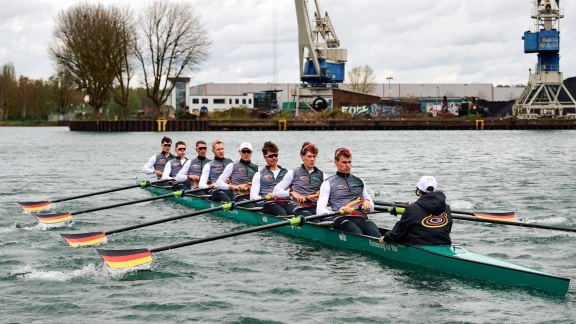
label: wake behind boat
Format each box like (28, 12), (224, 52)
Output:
(137, 185), (569, 295)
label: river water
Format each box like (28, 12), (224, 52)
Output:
(0, 127), (575, 323)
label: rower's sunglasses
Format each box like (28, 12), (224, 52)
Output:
(334, 148), (351, 159)
(265, 153), (278, 158)
(177, 147), (187, 151)
(163, 143), (172, 147)
(241, 149), (252, 154)
(197, 147), (207, 150)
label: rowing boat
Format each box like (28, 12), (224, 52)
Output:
(146, 185), (570, 295)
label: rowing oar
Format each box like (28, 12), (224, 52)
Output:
(17, 179), (172, 212)
(34, 188), (204, 224)
(374, 206), (576, 233)
(95, 209), (345, 269)
(373, 200), (515, 221)
(61, 197), (270, 247)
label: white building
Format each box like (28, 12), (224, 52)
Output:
(167, 80), (525, 113)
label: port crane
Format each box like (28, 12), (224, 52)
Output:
(293, 0), (347, 113)
(513, 0), (576, 118)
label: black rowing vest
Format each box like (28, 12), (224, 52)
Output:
(258, 166), (288, 195)
(290, 165), (323, 198)
(168, 157), (188, 177)
(326, 172), (366, 216)
(154, 152), (175, 171)
(207, 157), (233, 184)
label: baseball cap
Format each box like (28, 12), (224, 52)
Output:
(238, 142), (253, 151)
(417, 176), (437, 193)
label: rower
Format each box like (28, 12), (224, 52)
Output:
(379, 176), (453, 245)
(272, 142), (324, 217)
(215, 142), (259, 207)
(161, 141), (189, 191)
(317, 148), (380, 236)
(175, 140), (211, 195)
(250, 141), (294, 215)
(198, 140), (234, 202)
(141, 136), (175, 179)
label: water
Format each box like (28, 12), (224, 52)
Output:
(1, 127), (575, 323)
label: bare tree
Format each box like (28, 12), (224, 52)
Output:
(50, 3), (129, 120)
(346, 65), (376, 94)
(136, 0), (210, 118)
(47, 68), (76, 115)
(111, 7), (138, 119)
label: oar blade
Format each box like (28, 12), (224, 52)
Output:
(97, 248), (153, 269)
(473, 212), (515, 221)
(33, 212), (72, 224)
(61, 232), (106, 247)
(17, 201), (51, 212)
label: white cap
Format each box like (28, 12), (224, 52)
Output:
(239, 142), (253, 151)
(417, 176), (437, 193)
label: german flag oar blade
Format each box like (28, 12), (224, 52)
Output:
(17, 201), (51, 212)
(61, 232), (106, 247)
(97, 248), (153, 269)
(33, 213), (72, 224)
(473, 212), (515, 221)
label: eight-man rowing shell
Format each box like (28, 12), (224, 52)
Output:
(143, 185), (570, 295)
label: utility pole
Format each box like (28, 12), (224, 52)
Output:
(386, 76), (393, 102)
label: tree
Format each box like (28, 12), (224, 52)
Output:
(135, 0), (210, 118)
(50, 3), (131, 120)
(47, 69), (76, 115)
(0, 63), (17, 120)
(111, 7), (138, 119)
(346, 65), (376, 94)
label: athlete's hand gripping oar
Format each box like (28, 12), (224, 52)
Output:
(34, 189), (196, 224)
(373, 200), (515, 221)
(95, 209), (346, 269)
(17, 179), (172, 212)
(61, 197), (270, 247)
(374, 205), (576, 233)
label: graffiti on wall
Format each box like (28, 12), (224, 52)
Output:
(342, 104), (404, 118)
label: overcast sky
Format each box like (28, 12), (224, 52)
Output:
(2, 0), (576, 87)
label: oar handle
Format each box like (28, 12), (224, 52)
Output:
(106, 197), (268, 236)
(51, 179), (171, 203)
(70, 190), (185, 216)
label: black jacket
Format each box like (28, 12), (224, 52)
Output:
(383, 191), (452, 245)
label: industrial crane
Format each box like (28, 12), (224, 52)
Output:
(513, 0), (576, 118)
(294, 0), (347, 87)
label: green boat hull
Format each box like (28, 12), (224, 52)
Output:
(148, 186), (570, 295)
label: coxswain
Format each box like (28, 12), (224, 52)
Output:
(199, 140), (234, 202)
(250, 141), (294, 215)
(379, 176), (453, 245)
(273, 142), (324, 216)
(175, 140), (211, 194)
(141, 136), (175, 179)
(161, 141), (189, 191)
(316, 148), (380, 236)
(215, 142), (259, 207)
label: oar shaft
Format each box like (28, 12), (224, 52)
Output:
(150, 212), (334, 253)
(373, 200), (476, 216)
(51, 179), (171, 203)
(452, 215), (576, 233)
(106, 198), (267, 236)
(70, 191), (182, 216)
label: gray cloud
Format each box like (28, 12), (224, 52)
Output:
(1, 0), (575, 87)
